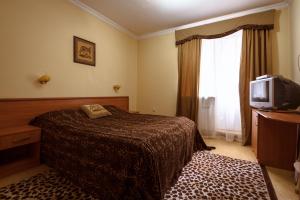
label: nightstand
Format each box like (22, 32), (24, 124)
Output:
(0, 126), (41, 178)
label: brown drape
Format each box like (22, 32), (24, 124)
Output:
(176, 10), (275, 43)
(239, 29), (272, 145)
(176, 39), (201, 122)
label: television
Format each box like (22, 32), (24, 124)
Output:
(250, 75), (300, 110)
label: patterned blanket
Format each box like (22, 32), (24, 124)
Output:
(30, 106), (208, 200)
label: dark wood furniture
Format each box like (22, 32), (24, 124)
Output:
(252, 109), (300, 170)
(0, 126), (41, 178)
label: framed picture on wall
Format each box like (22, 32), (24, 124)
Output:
(73, 36), (96, 66)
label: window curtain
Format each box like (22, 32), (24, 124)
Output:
(198, 30), (243, 141)
(239, 29), (272, 145)
(175, 10), (274, 145)
(198, 97), (215, 136)
(175, 10), (275, 43)
(176, 39), (201, 122)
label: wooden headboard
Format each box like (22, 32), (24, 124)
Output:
(0, 96), (129, 129)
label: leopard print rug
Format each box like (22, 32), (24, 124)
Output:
(164, 151), (274, 200)
(0, 151), (276, 200)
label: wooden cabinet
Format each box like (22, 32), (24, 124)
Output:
(251, 110), (258, 156)
(0, 126), (41, 178)
(252, 109), (300, 170)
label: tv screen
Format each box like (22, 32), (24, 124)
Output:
(251, 81), (269, 102)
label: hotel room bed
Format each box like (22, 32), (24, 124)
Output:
(30, 105), (208, 200)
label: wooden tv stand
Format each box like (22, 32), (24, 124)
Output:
(252, 109), (300, 170)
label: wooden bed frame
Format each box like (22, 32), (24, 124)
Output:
(0, 96), (129, 129)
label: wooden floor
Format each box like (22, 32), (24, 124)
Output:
(0, 138), (298, 200)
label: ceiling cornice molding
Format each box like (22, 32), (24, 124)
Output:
(138, 1), (289, 40)
(70, 0), (288, 41)
(70, 0), (138, 39)
(138, 29), (176, 40)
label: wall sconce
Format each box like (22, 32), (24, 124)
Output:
(113, 84), (121, 93)
(38, 74), (51, 84)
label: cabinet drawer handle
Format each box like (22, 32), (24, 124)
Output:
(12, 137), (31, 144)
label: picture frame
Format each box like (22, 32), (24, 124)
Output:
(73, 36), (96, 66)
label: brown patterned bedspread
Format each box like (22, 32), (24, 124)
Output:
(30, 106), (208, 200)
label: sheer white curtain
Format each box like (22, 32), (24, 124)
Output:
(197, 30), (243, 141)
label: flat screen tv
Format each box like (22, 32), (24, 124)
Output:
(250, 75), (300, 110)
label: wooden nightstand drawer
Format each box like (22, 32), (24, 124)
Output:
(0, 130), (40, 151)
(0, 125), (41, 178)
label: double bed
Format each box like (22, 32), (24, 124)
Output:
(0, 97), (209, 200)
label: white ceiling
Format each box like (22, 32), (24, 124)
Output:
(78, 0), (286, 36)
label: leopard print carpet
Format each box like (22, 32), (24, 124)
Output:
(0, 151), (275, 200)
(164, 151), (273, 200)
(0, 170), (95, 200)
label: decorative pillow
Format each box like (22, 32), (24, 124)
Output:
(80, 104), (112, 119)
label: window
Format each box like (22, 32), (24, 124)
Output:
(198, 30), (243, 140)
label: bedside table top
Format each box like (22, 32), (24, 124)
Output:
(0, 125), (40, 137)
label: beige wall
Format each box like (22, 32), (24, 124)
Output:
(0, 0), (138, 110)
(290, 0), (300, 83)
(137, 34), (178, 116)
(272, 8), (292, 78)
